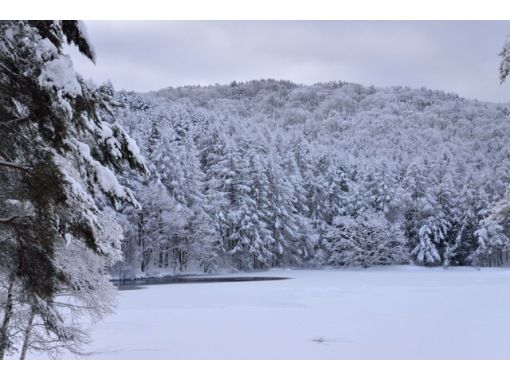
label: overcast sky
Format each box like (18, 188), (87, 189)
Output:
(66, 21), (510, 102)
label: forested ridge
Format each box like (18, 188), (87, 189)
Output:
(112, 79), (510, 276)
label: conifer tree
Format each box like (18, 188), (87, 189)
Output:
(0, 20), (146, 359)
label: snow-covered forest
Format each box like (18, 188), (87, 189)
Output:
(2, 20), (510, 359)
(113, 78), (510, 275)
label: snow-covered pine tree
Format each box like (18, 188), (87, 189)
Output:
(0, 21), (146, 359)
(225, 143), (274, 270)
(265, 157), (302, 267)
(280, 154), (318, 264)
(471, 218), (510, 267)
(411, 213), (451, 265)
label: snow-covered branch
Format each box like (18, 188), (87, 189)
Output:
(0, 160), (31, 171)
(0, 117), (28, 127)
(0, 215), (22, 224)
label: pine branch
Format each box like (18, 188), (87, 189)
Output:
(0, 117), (28, 127)
(0, 61), (18, 77)
(0, 160), (31, 171)
(0, 215), (21, 224)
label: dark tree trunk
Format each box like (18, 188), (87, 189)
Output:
(0, 275), (15, 360)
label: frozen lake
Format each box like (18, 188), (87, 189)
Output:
(40, 266), (510, 359)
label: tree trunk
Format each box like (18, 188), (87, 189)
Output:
(19, 308), (35, 360)
(0, 275), (15, 360)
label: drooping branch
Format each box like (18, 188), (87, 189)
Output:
(0, 117), (29, 128)
(0, 61), (18, 78)
(0, 215), (19, 223)
(0, 215), (21, 224)
(0, 160), (31, 172)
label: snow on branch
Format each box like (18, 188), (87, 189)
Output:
(73, 139), (140, 208)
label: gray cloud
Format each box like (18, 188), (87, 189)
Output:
(65, 21), (510, 102)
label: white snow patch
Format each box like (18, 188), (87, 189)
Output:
(38, 55), (82, 97)
(64, 233), (72, 248)
(75, 140), (139, 208)
(124, 129), (147, 169)
(35, 38), (58, 61)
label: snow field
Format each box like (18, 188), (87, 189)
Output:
(45, 266), (510, 359)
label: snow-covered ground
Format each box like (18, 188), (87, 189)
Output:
(37, 266), (510, 359)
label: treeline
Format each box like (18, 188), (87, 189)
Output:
(112, 79), (510, 276)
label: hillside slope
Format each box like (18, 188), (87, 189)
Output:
(111, 80), (510, 276)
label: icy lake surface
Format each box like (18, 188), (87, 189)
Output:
(41, 266), (510, 359)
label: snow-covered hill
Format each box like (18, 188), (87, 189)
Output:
(111, 80), (510, 274)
